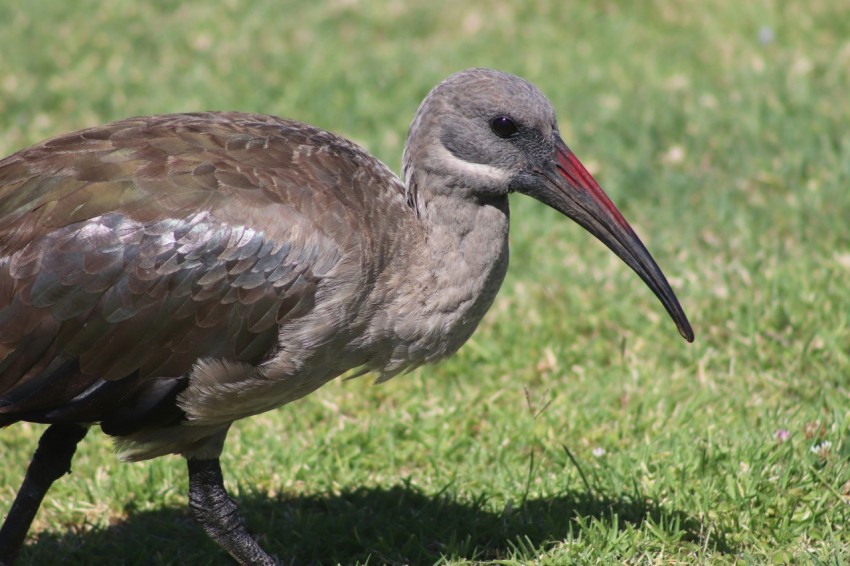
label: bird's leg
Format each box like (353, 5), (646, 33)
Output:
(187, 458), (277, 565)
(0, 423), (88, 565)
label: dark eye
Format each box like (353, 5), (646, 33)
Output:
(489, 115), (519, 139)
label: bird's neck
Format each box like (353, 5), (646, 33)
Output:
(419, 192), (511, 275)
(373, 180), (511, 378)
(420, 191), (511, 326)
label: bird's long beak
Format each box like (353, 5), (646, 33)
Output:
(523, 136), (694, 342)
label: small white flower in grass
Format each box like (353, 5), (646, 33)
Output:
(661, 145), (685, 165)
(592, 447), (606, 458)
(811, 440), (832, 459)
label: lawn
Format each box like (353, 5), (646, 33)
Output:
(1, 0), (849, 564)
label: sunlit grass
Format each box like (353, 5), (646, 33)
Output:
(1, 0), (849, 564)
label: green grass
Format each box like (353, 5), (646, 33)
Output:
(1, 0), (849, 563)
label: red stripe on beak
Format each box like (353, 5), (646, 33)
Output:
(555, 146), (632, 233)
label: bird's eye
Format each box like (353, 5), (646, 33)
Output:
(489, 115), (519, 139)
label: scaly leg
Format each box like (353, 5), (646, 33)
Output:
(0, 423), (88, 565)
(187, 457), (277, 565)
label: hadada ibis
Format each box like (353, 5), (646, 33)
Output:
(0, 68), (693, 564)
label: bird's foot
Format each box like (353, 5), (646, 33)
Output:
(187, 457), (278, 565)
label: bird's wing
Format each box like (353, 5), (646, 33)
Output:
(0, 113), (397, 433)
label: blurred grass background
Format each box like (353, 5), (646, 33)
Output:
(1, 0), (849, 563)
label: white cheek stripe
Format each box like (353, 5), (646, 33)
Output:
(435, 145), (511, 184)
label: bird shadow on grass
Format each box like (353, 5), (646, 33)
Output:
(18, 482), (735, 565)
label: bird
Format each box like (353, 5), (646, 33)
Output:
(0, 68), (693, 564)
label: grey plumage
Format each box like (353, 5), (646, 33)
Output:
(0, 68), (692, 564)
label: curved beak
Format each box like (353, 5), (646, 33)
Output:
(521, 136), (694, 342)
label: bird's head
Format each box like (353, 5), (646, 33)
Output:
(403, 68), (694, 342)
